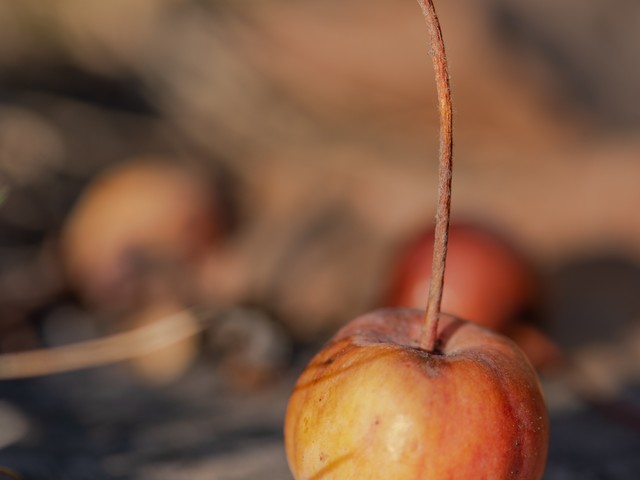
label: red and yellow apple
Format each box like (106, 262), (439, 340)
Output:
(285, 308), (549, 479)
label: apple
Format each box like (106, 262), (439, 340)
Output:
(386, 222), (561, 370)
(387, 222), (538, 331)
(125, 301), (199, 386)
(284, 308), (549, 479)
(61, 157), (227, 382)
(61, 156), (223, 311)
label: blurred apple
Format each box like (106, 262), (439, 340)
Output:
(126, 301), (200, 386)
(61, 157), (223, 311)
(387, 222), (537, 328)
(386, 222), (560, 369)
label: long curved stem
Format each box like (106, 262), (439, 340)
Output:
(417, 0), (453, 352)
(0, 309), (202, 379)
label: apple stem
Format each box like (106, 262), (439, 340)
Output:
(417, 0), (453, 353)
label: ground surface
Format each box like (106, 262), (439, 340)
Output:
(0, 354), (639, 480)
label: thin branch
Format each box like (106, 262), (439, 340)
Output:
(0, 309), (202, 380)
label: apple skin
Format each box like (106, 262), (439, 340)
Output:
(285, 308), (549, 479)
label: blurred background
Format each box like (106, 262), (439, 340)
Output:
(0, 0), (639, 478)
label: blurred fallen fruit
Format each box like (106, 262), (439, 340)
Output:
(284, 309), (549, 479)
(387, 222), (538, 330)
(125, 302), (200, 386)
(61, 156), (223, 311)
(386, 222), (561, 369)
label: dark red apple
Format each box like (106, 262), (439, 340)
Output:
(387, 222), (537, 330)
(386, 222), (561, 369)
